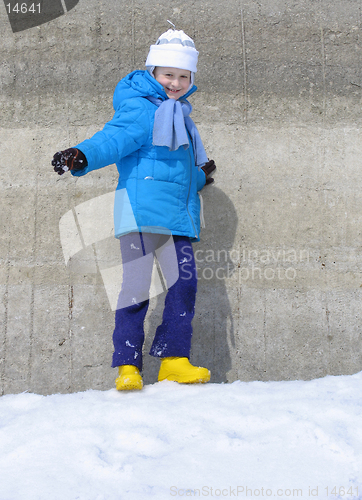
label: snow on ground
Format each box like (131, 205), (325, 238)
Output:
(1, 373), (362, 500)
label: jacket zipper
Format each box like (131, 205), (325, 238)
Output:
(186, 145), (198, 239)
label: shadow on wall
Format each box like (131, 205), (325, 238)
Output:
(143, 186), (238, 384)
(193, 186), (238, 383)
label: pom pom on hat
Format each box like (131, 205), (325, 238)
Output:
(145, 28), (199, 73)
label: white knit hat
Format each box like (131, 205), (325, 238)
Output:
(145, 29), (199, 73)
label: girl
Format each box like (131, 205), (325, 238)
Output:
(52, 27), (216, 390)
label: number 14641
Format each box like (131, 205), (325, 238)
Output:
(6, 3), (41, 14)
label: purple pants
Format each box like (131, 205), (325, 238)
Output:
(112, 232), (198, 370)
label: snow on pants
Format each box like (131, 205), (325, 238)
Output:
(112, 232), (198, 370)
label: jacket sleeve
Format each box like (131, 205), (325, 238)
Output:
(71, 98), (151, 177)
(197, 166), (207, 191)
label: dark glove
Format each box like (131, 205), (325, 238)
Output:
(52, 148), (88, 175)
(201, 159), (216, 185)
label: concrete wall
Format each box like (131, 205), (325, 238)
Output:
(1, 0), (362, 395)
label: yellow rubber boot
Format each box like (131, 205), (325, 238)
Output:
(158, 357), (211, 384)
(115, 365), (143, 391)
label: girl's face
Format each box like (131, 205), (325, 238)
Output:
(154, 67), (191, 100)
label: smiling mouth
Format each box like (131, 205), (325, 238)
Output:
(167, 87), (181, 93)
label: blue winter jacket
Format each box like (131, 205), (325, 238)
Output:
(72, 70), (206, 241)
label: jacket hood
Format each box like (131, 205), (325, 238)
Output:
(113, 70), (197, 110)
